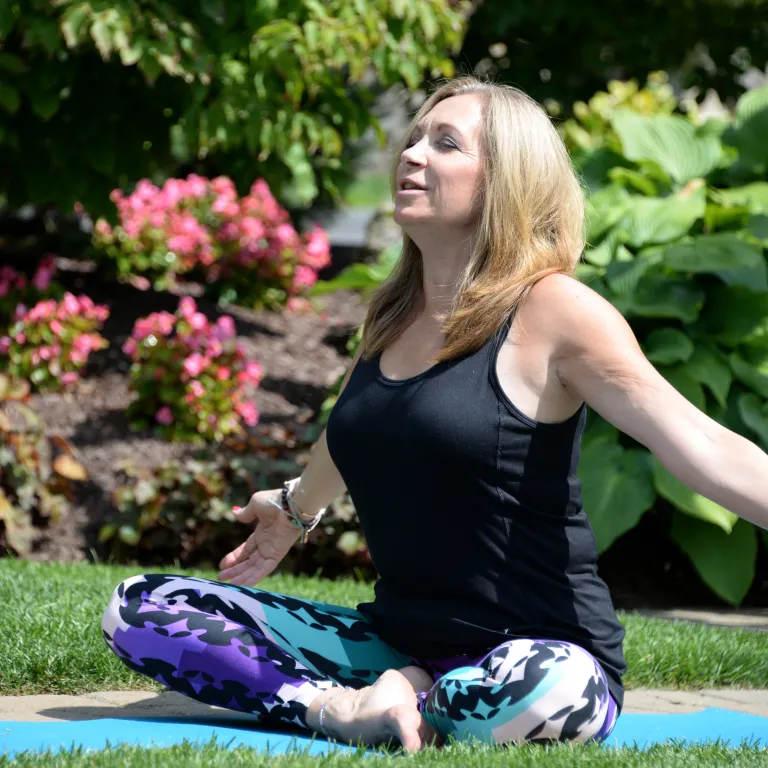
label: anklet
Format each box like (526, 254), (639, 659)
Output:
(318, 686), (348, 739)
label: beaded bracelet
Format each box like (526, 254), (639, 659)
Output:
(267, 477), (326, 544)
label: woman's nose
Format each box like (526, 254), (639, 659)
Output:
(401, 139), (427, 166)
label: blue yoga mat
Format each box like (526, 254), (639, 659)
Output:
(1, 708), (766, 758)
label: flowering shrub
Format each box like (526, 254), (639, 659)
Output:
(0, 293), (110, 391)
(93, 175), (332, 309)
(123, 296), (262, 442)
(0, 256), (63, 330)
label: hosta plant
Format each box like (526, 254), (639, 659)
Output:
(573, 82), (768, 605)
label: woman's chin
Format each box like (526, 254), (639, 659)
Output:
(393, 207), (430, 227)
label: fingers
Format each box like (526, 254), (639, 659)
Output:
(232, 501), (260, 525)
(218, 528), (261, 570)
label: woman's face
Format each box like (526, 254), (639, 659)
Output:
(393, 93), (485, 233)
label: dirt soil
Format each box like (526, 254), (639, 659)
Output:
(18, 260), (768, 610)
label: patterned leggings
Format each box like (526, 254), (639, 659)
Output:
(102, 574), (618, 745)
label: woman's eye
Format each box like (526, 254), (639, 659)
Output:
(405, 135), (456, 150)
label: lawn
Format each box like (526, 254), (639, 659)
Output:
(1, 559), (767, 766)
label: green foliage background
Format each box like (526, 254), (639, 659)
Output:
(0, 0), (467, 217)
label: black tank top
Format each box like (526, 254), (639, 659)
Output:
(326, 315), (626, 710)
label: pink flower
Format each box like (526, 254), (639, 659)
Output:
(190, 380), (206, 398)
(61, 372), (79, 386)
(179, 297), (196, 319)
(95, 219), (112, 237)
(212, 176), (236, 196)
(185, 174), (208, 199)
(168, 234), (195, 255)
(122, 339), (137, 357)
(238, 400), (259, 427)
(216, 366), (231, 381)
(213, 315), (236, 341)
(190, 312), (208, 332)
(155, 406), (174, 425)
(183, 353), (206, 378)
(62, 293), (80, 316)
(50, 320), (64, 336)
(240, 217), (266, 240)
(14, 304), (27, 321)
(245, 360), (263, 384)
(275, 223), (297, 246)
(0, 337), (10, 354)
(15, 332), (26, 344)
(292, 265), (318, 290)
(207, 338), (223, 358)
(33, 258), (56, 291)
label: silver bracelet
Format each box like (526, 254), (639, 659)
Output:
(266, 477), (327, 544)
(318, 686), (348, 739)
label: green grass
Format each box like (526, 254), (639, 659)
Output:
(2, 560), (767, 765)
(1, 559), (767, 696)
(3, 741), (767, 767)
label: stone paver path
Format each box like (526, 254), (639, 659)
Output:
(0, 689), (766, 723)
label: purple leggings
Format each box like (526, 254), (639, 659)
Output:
(102, 573), (618, 744)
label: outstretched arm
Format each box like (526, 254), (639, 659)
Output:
(535, 274), (768, 530)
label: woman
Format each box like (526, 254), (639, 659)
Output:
(102, 77), (768, 752)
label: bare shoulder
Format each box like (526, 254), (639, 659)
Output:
(522, 272), (634, 355)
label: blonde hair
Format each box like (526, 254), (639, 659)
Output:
(360, 76), (585, 363)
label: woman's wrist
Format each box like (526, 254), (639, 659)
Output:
(291, 478), (329, 521)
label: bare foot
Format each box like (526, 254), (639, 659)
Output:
(308, 669), (438, 752)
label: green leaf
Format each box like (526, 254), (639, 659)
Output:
(29, 90), (60, 122)
(90, 18), (114, 59)
(698, 286), (768, 347)
(579, 442), (655, 553)
(714, 183), (768, 215)
(0, 83), (20, 114)
(60, 5), (90, 48)
(620, 186), (706, 248)
(612, 109), (723, 185)
(584, 230), (620, 267)
(585, 184), (631, 242)
(730, 353), (768, 399)
(671, 514), (757, 605)
(686, 345), (731, 408)
(607, 167), (657, 197)
(660, 365), (706, 410)
(629, 275), (705, 323)
(664, 232), (764, 277)
(727, 85), (768, 172)
(747, 214), (768, 244)
(0, 53), (25, 75)
(604, 249), (662, 297)
(645, 328), (694, 365)
(652, 460), (738, 532)
(737, 393), (768, 447)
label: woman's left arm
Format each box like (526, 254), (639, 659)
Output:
(538, 275), (768, 530)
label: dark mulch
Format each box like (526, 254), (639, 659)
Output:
(25, 258), (366, 563)
(15, 260), (768, 609)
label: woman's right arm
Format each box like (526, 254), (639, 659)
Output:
(289, 345), (363, 519)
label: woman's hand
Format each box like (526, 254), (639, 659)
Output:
(217, 489), (301, 586)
